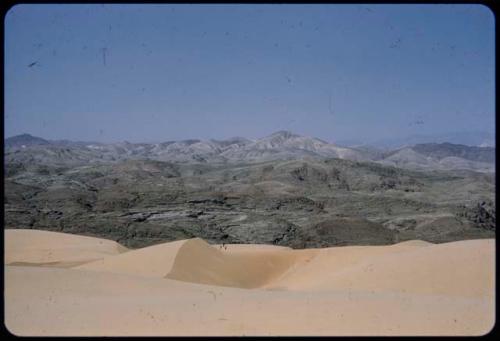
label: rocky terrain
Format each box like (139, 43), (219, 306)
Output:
(4, 132), (495, 248)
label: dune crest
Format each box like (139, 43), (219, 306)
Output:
(76, 239), (186, 277)
(165, 238), (315, 288)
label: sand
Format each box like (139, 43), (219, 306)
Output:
(4, 229), (128, 267)
(4, 229), (495, 336)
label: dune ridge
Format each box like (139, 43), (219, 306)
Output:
(165, 238), (316, 288)
(4, 229), (495, 336)
(76, 239), (185, 277)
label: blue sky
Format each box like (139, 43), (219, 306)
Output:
(4, 4), (495, 143)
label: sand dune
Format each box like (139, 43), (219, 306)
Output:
(4, 229), (495, 336)
(77, 238), (437, 290)
(76, 239), (186, 277)
(276, 239), (494, 297)
(4, 229), (128, 267)
(78, 238), (314, 287)
(265, 239), (495, 297)
(165, 238), (315, 288)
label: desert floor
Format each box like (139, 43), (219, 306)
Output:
(4, 229), (495, 336)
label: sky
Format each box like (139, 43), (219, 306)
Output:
(4, 4), (495, 144)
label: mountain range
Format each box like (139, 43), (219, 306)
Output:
(5, 131), (495, 173)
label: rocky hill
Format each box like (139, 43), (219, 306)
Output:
(5, 133), (51, 148)
(4, 143), (495, 248)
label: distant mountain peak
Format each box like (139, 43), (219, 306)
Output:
(16, 133), (35, 138)
(5, 133), (50, 148)
(8, 133), (39, 140)
(267, 130), (299, 139)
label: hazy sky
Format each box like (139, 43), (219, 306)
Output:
(4, 4), (495, 143)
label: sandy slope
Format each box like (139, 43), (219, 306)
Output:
(76, 239), (186, 277)
(4, 229), (128, 267)
(4, 229), (495, 336)
(265, 240), (495, 297)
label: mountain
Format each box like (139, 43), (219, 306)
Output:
(4, 131), (370, 165)
(381, 143), (495, 173)
(411, 143), (495, 163)
(4, 132), (495, 172)
(5, 133), (51, 148)
(220, 131), (371, 162)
